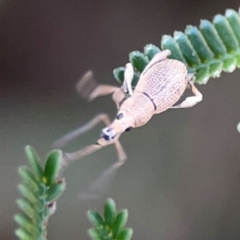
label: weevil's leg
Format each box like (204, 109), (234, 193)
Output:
(141, 49), (171, 76)
(78, 136), (127, 199)
(55, 113), (127, 172)
(76, 70), (121, 102)
(122, 63), (134, 95)
(62, 135), (127, 199)
(61, 135), (127, 171)
(171, 82), (203, 109)
(79, 158), (124, 199)
(112, 88), (126, 108)
(53, 113), (111, 148)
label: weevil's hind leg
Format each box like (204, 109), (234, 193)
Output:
(76, 70), (121, 102)
(53, 113), (111, 149)
(122, 63), (135, 96)
(171, 81), (203, 109)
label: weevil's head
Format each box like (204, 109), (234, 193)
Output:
(101, 110), (135, 141)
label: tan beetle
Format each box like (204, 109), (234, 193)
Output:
(55, 49), (202, 177)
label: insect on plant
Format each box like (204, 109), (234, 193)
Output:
(54, 7), (240, 197)
(54, 50), (203, 177)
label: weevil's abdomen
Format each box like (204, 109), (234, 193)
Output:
(135, 59), (188, 114)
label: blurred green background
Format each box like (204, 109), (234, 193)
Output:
(1, 0), (240, 239)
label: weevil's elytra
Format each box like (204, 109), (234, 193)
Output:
(55, 50), (203, 178)
(136, 58), (188, 114)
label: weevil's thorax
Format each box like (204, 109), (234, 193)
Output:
(119, 92), (155, 128)
(135, 59), (188, 113)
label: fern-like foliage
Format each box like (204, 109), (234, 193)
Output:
(114, 8), (240, 85)
(15, 146), (66, 240)
(87, 198), (133, 240)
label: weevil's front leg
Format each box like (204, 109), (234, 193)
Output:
(62, 134), (126, 172)
(171, 82), (203, 109)
(78, 136), (127, 199)
(122, 63), (134, 96)
(53, 113), (111, 148)
(76, 70), (125, 107)
(60, 134), (127, 199)
(54, 113), (127, 171)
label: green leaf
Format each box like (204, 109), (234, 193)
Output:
(185, 25), (214, 63)
(174, 31), (200, 67)
(44, 150), (62, 186)
(112, 210), (128, 238)
(195, 66), (209, 84)
(14, 213), (39, 236)
(223, 55), (237, 72)
(18, 184), (38, 204)
(116, 228), (133, 240)
(200, 20), (227, 57)
(88, 228), (101, 240)
(144, 44), (160, 60)
(46, 179), (66, 202)
(16, 146), (65, 240)
(87, 210), (105, 227)
(236, 54), (240, 67)
(113, 67), (125, 84)
(18, 166), (39, 193)
(114, 8), (240, 84)
(161, 35), (186, 63)
(129, 51), (149, 72)
(209, 61), (223, 78)
(17, 199), (36, 220)
(226, 9), (240, 44)
(113, 67), (140, 88)
(15, 228), (33, 240)
(25, 146), (43, 180)
(104, 198), (116, 227)
(214, 14), (239, 53)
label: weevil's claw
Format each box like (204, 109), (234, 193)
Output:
(76, 70), (98, 101)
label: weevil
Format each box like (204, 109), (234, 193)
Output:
(54, 49), (203, 174)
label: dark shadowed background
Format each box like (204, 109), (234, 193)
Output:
(1, 0), (240, 239)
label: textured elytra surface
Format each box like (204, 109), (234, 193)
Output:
(135, 59), (188, 113)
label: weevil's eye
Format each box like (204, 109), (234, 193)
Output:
(116, 113), (124, 120)
(125, 127), (132, 132)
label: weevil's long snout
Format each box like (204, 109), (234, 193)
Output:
(101, 110), (135, 141)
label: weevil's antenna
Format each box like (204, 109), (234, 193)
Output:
(53, 113), (111, 149)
